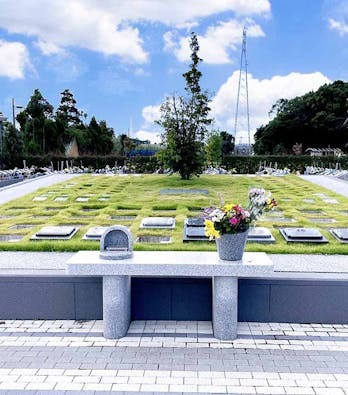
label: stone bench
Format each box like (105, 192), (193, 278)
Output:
(66, 251), (273, 340)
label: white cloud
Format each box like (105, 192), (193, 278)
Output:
(329, 18), (348, 35)
(142, 105), (161, 125)
(134, 129), (162, 144)
(0, 39), (32, 79)
(0, 0), (270, 63)
(211, 71), (331, 143)
(164, 19), (265, 64)
(132, 104), (162, 144)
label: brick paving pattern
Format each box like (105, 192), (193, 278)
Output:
(0, 320), (347, 394)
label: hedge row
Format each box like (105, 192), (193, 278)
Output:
(6, 154), (347, 174)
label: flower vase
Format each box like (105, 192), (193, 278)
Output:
(216, 229), (249, 261)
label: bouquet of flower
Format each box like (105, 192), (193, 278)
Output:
(204, 188), (277, 240)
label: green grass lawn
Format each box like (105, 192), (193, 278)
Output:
(0, 174), (347, 254)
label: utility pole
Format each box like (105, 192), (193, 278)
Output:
(234, 26), (251, 155)
(12, 98), (23, 128)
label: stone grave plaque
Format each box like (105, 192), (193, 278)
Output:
(33, 196), (47, 201)
(261, 216), (296, 223)
(160, 188), (209, 195)
(110, 215), (136, 221)
(279, 227), (328, 243)
(136, 235), (171, 244)
(55, 196), (68, 202)
(0, 234), (23, 242)
(31, 226), (79, 240)
(82, 226), (109, 240)
(186, 217), (205, 227)
(247, 227), (275, 243)
(323, 198), (339, 204)
(309, 217), (336, 223)
(330, 228), (348, 243)
(183, 218), (209, 242)
(303, 198), (315, 203)
(299, 209), (323, 215)
(76, 197), (89, 202)
(9, 224), (36, 229)
(186, 226), (206, 238)
(140, 217), (175, 229)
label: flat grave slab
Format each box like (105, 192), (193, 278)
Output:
(303, 198), (315, 203)
(33, 196), (47, 201)
(110, 215), (136, 221)
(54, 196), (68, 202)
(186, 217), (205, 227)
(323, 198), (339, 204)
(309, 217), (336, 223)
(279, 227), (328, 243)
(160, 188), (209, 195)
(76, 197), (89, 202)
(140, 217), (175, 229)
(261, 216), (296, 223)
(9, 224), (36, 229)
(0, 234), (23, 242)
(136, 235), (172, 244)
(330, 228), (348, 243)
(30, 226), (79, 240)
(183, 218), (209, 242)
(82, 226), (109, 240)
(247, 227), (275, 243)
(299, 209), (323, 215)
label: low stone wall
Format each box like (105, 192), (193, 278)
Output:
(1, 276), (348, 324)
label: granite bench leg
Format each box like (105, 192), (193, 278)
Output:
(103, 275), (131, 339)
(213, 276), (238, 340)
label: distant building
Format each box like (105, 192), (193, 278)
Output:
(234, 143), (252, 156)
(305, 148), (342, 157)
(65, 137), (79, 158)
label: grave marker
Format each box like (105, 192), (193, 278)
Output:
(31, 226), (79, 240)
(140, 217), (175, 229)
(279, 227), (328, 243)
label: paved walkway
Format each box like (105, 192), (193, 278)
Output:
(300, 175), (348, 197)
(0, 320), (347, 394)
(0, 174), (79, 205)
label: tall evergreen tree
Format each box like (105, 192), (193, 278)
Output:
(157, 32), (212, 179)
(16, 89), (54, 154)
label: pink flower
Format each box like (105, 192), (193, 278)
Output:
(229, 217), (239, 225)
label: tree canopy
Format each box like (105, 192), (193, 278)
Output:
(156, 32), (212, 179)
(12, 88), (114, 156)
(253, 80), (348, 155)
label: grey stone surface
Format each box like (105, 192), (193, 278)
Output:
(0, 174), (79, 205)
(160, 188), (209, 195)
(280, 227), (328, 243)
(103, 275), (131, 338)
(30, 226), (79, 240)
(67, 251), (274, 278)
(300, 175), (348, 197)
(136, 236), (172, 244)
(213, 276), (238, 340)
(247, 227), (275, 243)
(99, 225), (133, 260)
(216, 231), (249, 261)
(82, 226), (109, 240)
(140, 217), (175, 228)
(330, 228), (348, 243)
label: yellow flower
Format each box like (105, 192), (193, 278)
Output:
(204, 219), (220, 240)
(223, 204), (234, 212)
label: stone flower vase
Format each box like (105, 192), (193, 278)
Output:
(216, 229), (249, 261)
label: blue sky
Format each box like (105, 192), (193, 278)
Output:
(0, 0), (347, 144)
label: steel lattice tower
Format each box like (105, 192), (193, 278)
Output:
(234, 26), (251, 153)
